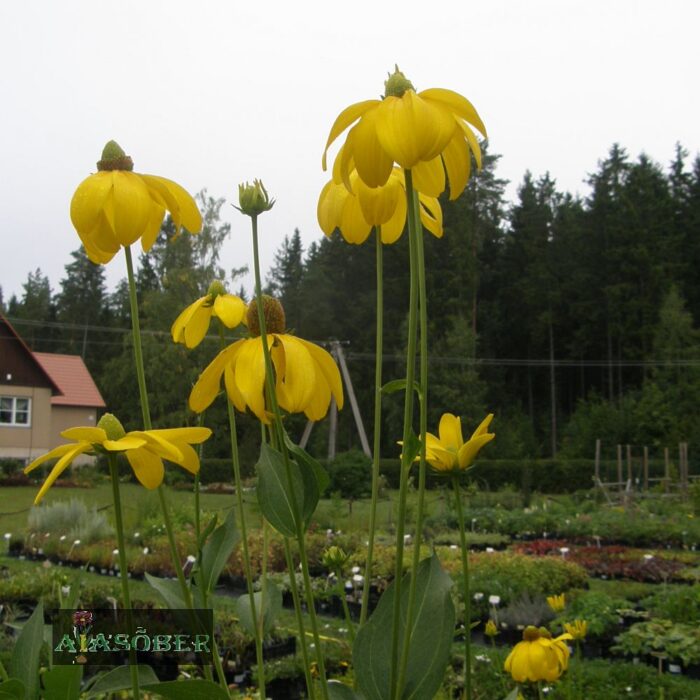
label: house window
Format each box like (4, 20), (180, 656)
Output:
(0, 396), (31, 426)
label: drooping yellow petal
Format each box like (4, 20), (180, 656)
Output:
(235, 337), (269, 422)
(168, 441), (200, 474)
(297, 338), (344, 409)
(224, 363), (246, 413)
(140, 201), (166, 252)
(275, 335), (317, 413)
(213, 294), (246, 329)
(356, 174), (401, 226)
(189, 342), (241, 413)
(171, 296), (209, 345)
(140, 175), (202, 235)
(130, 431), (184, 463)
(152, 427), (212, 444)
(418, 194), (443, 239)
(109, 171), (154, 246)
(438, 413), (464, 451)
(70, 173), (115, 239)
(459, 120), (483, 170)
(302, 369), (332, 421)
(322, 99), (380, 171)
(378, 193), (407, 244)
(420, 88), (487, 138)
(351, 108), (394, 188)
(61, 427), (108, 443)
(411, 156), (446, 198)
(375, 92), (455, 169)
(33, 443), (92, 504)
(339, 192), (373, 244)
(317, 180), (349, 236)
(126, 448), (165, 489)
(457, 432), (495, 469)
(25, 443), (82, 474)
(441, 130), (471, 201)
(184, 303), (212, 349)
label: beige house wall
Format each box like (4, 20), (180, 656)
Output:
(50, 406), (98, 466)
(0, 384), (52, 461)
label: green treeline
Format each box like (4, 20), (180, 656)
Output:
(4, 144), (700, 465)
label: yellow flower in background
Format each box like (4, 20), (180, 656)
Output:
(424, 413), (494, 472)
(484, 619), (499, 638)
(171, 281), (246, 349)
(70, 141), (202, 264)
(504, 626), (572, 683)
(322, 66), (486, 200)
(189, 296), (344, 423)
(24, 413), (211, 503)
(317, 165), (442, 244)
(547, 594), (566, 613)
(564, 620), (588, 640)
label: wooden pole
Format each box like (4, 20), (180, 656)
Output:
(594, 439), (601, 484)
(626, 444), (633, 484)
(299, 420), (314, 449)
(643, 446), (649, 491)
(617, 444), (623, 493)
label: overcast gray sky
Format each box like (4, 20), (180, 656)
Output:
(1, 0), (698, 303)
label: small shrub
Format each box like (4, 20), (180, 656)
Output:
(27, 499), (112, 544)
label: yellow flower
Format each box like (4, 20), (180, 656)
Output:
(563, 620), (587, 640)
(24, 413), (211, 504)
(504, 626), (572, 683)
(484, 619), (499, 638)
(171, 281), (246, 349)
(322, 66), (486, 200)
(424, 413), (494, 472)
(317, 165), (442, 245)
(547, 594), (566, 613)
(189, 296), (344, 423)
(70, 141), (202, 265)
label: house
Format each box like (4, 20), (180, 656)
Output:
(0, 314), (105, 463)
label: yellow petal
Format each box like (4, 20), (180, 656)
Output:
(351, 108), (394, 188)
(317, 180), (349, 236)
(470, 413), (494, 440)
(168, 441), (200, 474)
(102, 436), (148, 451)
(459, 120), (483, 170)
(297, 338), (343, 410)
(457, 433), (495, 469)
(189, 342), (240, 412)
(235, 337), (270, 423)
(33, 444), (91, 504)
(411, 156), (446, 198)
(419, 88), (487, 138)
(153, 427), (212, 444)
(356, 175), (401, 227)
(70, 173), (114, 239)
(322, 99), (380, 171)
(275, 335), (316, 413)
(130, 431), (184, 463)
(184, 303), (212, 349)
(224, 363), (247, 412)
(438, 414), (464, 451)
(418, 194), (443, 239)
(378, 194), (407, 244)
(61, 427), (107, 443)
(375, 92), (455, 169)
(339, 192), (372, 244)
(126, 448), (165, 489)
(303, 371), (332, 422)
(109, 171), (154, 246)
(441, 131), (471, 201)
(171, 296), (209, 344)
(25, 443), (81, 474)
(213, 295), (246, 329)
(140, 175), (202, 235)
(140, 201), (166, 252)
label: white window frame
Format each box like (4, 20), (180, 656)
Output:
(0, 396), (32, 427)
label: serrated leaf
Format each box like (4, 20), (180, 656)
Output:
(353, 554), (454, 700)
(236, 578), (282, 638)
(10, 601), (44, 700)
(85, 666), (159, 697)
(143, 679), (230, 700)
(0, 680), (25, 700)
(200, 507), (239, 593)
(328, 680), (364, 699)
(285, 433), (330, 495)
(256, 442), (318, 536)
(40, 666), (82, 700)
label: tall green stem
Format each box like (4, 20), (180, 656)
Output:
(249, 216), (329, 700)
(360, 227), (384, 627)
(124, 246), (226, 691)
(389, 169), (420, 699)
(219, 326), (266, 698)
(453, 475), (472, 700)
(397, 173), (430, 695)
(108, 453), (140, 699)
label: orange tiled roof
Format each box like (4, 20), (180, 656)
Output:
(33, 352), (106, 408)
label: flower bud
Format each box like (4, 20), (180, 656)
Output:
(97, 413), (126, 441)
(384, 65), (415, 98)
(237, 179), (275, 217)
(207, 280), (227, 299)
(96, 140), (134, 172)
(484, 619), (498, 638)
(321, 546), (349, 572)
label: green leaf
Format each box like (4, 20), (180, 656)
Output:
(256, 442), (318, 537)
(40, 666), (82, 700)
(198, 514), (218, 550)
(381, 379), (421, 399)
(10, 602), (44, 700)
(0, 680), (25, 700)
(236, 578), (282, 638)
(503, 689), (520, 700)
(200, 507), (239, 593)
(353, 554), (455, 700)
(285, 433), (330, 494)
(401, 431), (421, 469)
(145, 573), (188, 609)
(328, 680), (364, 699)
(143, 679), (230, 700)
(85, 666), (159, 697)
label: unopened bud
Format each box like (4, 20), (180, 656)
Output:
(236, 179), (274, 217)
